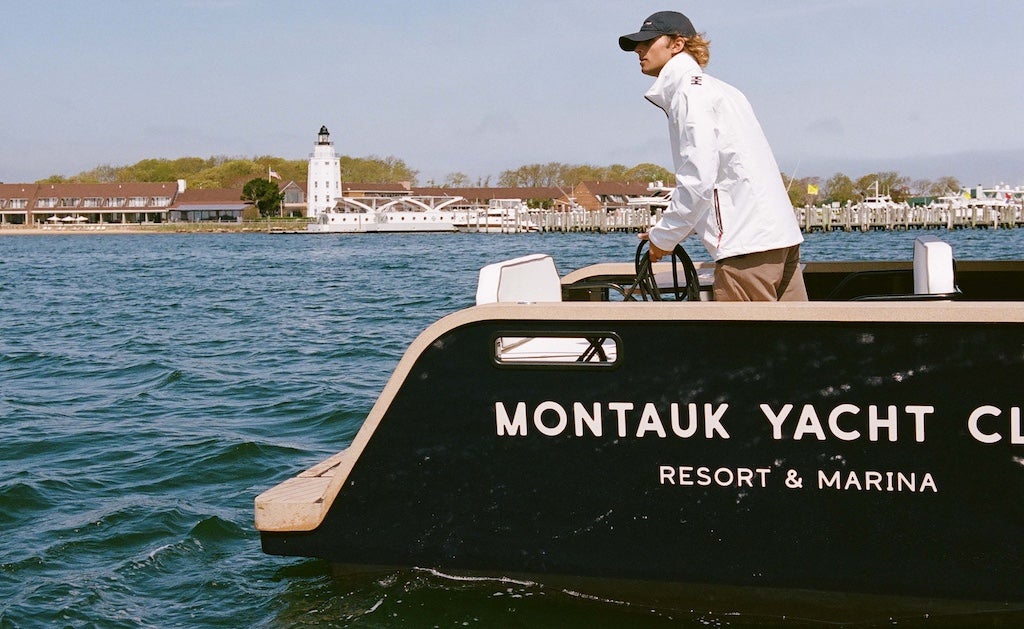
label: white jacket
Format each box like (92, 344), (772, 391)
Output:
(645, 53), (803, 261)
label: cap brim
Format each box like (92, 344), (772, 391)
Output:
(618, 31), (663, 51)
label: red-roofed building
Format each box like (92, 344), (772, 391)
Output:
(0, 183), (37, 225)
(570, 181), (660, 211)
(0, 181), (180, 225)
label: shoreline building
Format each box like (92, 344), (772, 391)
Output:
(306, 126), (342, 218)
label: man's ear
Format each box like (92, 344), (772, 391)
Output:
(670, 36), (687, 54)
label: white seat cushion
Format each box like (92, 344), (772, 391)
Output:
(476, 254), (561, 305)
(913, 236), (955, 295)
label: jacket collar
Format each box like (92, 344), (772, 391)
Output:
(644, 52), (702, 110)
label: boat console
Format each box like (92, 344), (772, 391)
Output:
(560, 235), (1024, 302)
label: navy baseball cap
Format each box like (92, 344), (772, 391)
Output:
(619, 11), (697, 51)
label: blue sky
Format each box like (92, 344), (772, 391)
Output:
(3, 0), (1023, 186)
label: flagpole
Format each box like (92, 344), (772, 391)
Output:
(786, 158), (801, 192)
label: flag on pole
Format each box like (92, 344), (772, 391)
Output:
(268, 168), (281, 181)
(807, 184), (819, 195)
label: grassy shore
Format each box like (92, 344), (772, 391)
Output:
(0, 220), (311, 235)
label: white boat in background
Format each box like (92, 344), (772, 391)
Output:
(453, 199), (539, 233)
(859, 194), (896, 210)
(933, 185), (1023, 224)
(967, 184), (1021, 208)
(627, 181), (673, 209)
(858, 181), (899, 211)
(307, 196), (465, 233)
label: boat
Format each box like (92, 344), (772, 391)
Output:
(453, 198), (539, 233)
(255, 235), (1024, 622)
(858, 180), (900, 212)
(307, 195), (465, 233)
(627, 181), (673, 209)
(859, 194), (896, 210)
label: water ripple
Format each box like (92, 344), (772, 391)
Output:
(2, 230), (1022, 627)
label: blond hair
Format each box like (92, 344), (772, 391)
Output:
(683, 33), (711, 68)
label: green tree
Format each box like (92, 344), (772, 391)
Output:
(782, 175), (822, 207)
(198, 159), (264, 188)
(498, 162), (675, 188)
(854, 171), (911, 202)
(254, 156), (307, 184)
(877, 171), (911, 202)
(623, 163), (674, 183)
(498, 163), (545, 187)
(561, 164), (606, 186)
(824, 172), (856, 205)
(603, 163), (630, 180)
(74, 164), (119, 183)
(341, 155), (418, 184)
(241, 178), (285, 217)
(120, 158), (180, 182)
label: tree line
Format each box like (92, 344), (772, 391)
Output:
(783, 171), (962, 207)
(38, 155), (419, 189)
(39, 156), (960, 209)
(39, 156), (676, 190)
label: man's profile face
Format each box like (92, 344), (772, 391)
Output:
(634, 35), (683, 77)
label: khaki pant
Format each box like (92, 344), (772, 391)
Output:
(713, 244), (807, 302)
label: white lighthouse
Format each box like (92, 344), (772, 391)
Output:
(306, 125), (342, 218)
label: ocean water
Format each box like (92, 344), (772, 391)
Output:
(1, 229), (1022, 628)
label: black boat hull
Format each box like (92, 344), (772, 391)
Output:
(261, 305), (1024, 607)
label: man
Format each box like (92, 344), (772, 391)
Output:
(620, 11), (807, 301)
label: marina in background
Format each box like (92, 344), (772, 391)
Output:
(3, 126), (1023, 235)
(4, 186), (1023, 235)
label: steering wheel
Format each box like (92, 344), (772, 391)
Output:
(627, 240), (701, 301)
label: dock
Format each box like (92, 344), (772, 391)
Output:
(5, 203), (1019, 236)
(511, 203), (1024, 234)
(797, 204), (1021, 232)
